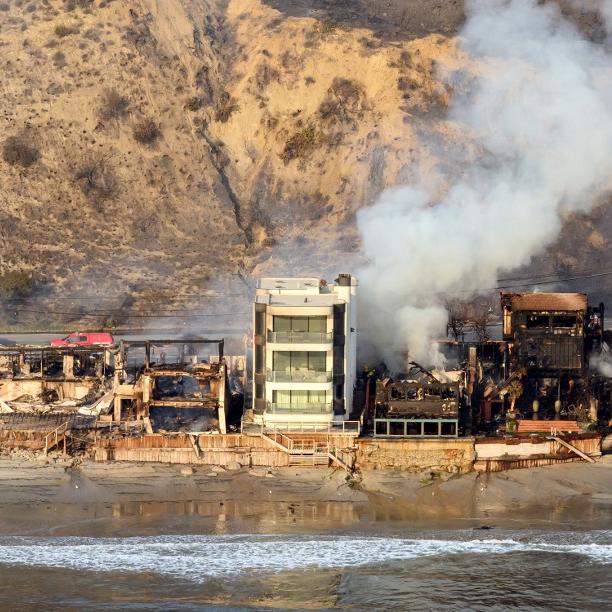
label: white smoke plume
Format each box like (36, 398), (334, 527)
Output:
(357, 0), (612, 369)
(590, 353), (612, 377)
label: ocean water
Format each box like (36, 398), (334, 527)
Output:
(1, 530), (611, 610)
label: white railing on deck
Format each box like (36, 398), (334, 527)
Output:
(263, 420), (360, 435)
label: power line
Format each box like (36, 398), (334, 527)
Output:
(7, 308), (250, 319)
(494, 269), (612, 289)
(1, 293), (248, 303)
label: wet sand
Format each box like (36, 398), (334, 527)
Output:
(0, 458), (611, 610)
(0, 456), (611, 535)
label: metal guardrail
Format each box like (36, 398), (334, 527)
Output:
(266, 369), (332, 383)
(267, 402), (333, 414)
(267, 331), (332, 344)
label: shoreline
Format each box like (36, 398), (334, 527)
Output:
(0, 456), (610, 536)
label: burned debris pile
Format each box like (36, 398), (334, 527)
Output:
(362, 292), (611, 442)
(374, 376), (460, 437)
(0, 338), (244, 456)
(111, 340), (239, 435)
(0, 345), (114, 417)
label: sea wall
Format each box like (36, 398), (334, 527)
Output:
(93, 433), (357, 468)
(474, 434), (601, 472)
(355, 438), (476, 473)
(93, 433), (289, 467)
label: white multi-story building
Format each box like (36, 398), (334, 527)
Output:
(252, 274), (357, 429)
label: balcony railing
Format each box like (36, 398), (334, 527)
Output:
(266, 402), (333, 414)
(267, 331), (333, 344)
(266, 369), (332, 383)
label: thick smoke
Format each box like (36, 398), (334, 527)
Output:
(357, 0), (612, 369)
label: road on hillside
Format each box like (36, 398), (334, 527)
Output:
(0, 330), (248, 353)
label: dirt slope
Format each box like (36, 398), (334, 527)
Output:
(0, 0), (609, 328)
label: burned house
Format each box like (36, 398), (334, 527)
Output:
(367, 291), (611, 439)
(498, 292), (606, 423)
(374, 377), (461, 437)
(113, 340), (233, 434)
(0, 344), (114, 412)
(501, 292), (602, 372)
(0, 344), (114, 454)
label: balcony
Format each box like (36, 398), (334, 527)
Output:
(266, 402), (333, 414)
(267, 331), (333, 344)
(266, 369), (332, 383)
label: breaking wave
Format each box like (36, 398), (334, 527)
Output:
(0, 532), (610, 579)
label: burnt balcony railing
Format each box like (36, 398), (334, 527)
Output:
(267, 331), (333, 344)
(266, 402), (333, 414)
(266, 369), (332, 383)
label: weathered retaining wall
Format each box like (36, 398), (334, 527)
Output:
(88, 432), (602, 471)
(474, 434), (601, 472)
(356, 438), (476, 473)
(93, 433), (356, 468)
(94, 433), (286, 467)
(0, 429), (46, 450)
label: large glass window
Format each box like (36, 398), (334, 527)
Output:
(273, 390), (328, 405)
(273, 351), (326, 372)
(273, 316), (291, 332)
(273, 316), (326, 332)
(273, 351), (291, 372)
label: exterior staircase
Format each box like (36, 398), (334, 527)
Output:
(261, 432), (330, 466)
(44, 421), (69, 455)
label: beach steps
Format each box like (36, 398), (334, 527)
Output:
(43, 421), (69, 455)
(261, 432), (332, 467)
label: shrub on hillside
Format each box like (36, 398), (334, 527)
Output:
(0, 271), (33, 297)
(281, 125), (318, 164)
(2, 136), (40, 167)
(52, 50), (67, 67)
(98, 88), (129, 121)
(54, 23), (76, 37)
(214, 92), (239, 123)
(132, 118), (160, 145)
(74, 154), (118, 207)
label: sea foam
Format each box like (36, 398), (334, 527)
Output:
(0, 532), (610, 579)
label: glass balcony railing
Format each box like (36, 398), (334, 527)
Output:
(267, 331), (333, 344)
(266, 402), (333, 414)
(266, 369), (332, 383)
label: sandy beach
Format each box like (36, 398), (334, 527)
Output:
(0, 457), (611, 610)
(0, 456), (610, 536)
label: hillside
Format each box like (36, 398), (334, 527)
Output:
(0, 0), (610, 330)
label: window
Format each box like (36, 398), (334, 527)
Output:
(273, 390), (328, 405)
(552, 315), (577, 328)
(333, 351), (344, 375)
(273, 316), (327, 332)
(273, 351), (326, 372)
(255, 310), (265, 335)
(274, 316), (291, 332)
(526, 315), (549, 329)
(255, 345), (264, 374)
